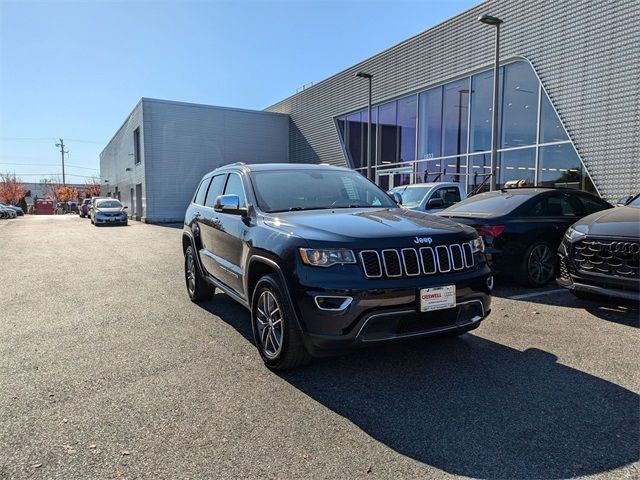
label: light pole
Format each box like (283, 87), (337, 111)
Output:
(478, 14), (503, 191)
(356, 71), (373, 180)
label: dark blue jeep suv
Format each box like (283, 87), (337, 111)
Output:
(182, 163), (492, 369)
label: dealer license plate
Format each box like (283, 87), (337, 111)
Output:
(419, 285), (456, 312)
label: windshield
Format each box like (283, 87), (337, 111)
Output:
(443, 192), (532, 215)
(628, 195), (640, 207)
(250, 169), (396, 213)
(389, 186), (430, 208)
(96, 200), (122, 209)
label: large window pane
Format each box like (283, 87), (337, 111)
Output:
(501, 61), (539, 148)
(416, 158), (443, 183)
(441, 156), (467, 183)
(469, 68), (502, 152)
(418, 87), (443, 160)
(362, 107), (378, 168)
(442, 78), (470, 156)
(498, 148), (536, 187)
(378, 101), (398, 165)
(346, 111), (363, 169)
(397, 95), (417, 162)
(468, 153), (492, 193)
(539, 92), (568, 143)
(539, 143), (582, 189)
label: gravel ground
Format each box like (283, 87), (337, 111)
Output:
(1, 215), (638, 479)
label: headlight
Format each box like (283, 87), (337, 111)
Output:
(299, 248), (356, 267)
(471, 237), (485, 253)
(565, 227), (586, 241)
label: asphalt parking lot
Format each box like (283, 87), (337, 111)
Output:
(1, 215), (638, 479)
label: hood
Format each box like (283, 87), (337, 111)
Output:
(573, 206), (640, 238)
(263, 207), (476, 247)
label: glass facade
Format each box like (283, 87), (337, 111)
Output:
(337, 60), (594, 193)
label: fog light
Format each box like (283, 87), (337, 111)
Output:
(487, 276), (494, 290)
(314, 296), (352, 311)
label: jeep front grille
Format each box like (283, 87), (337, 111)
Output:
(573, 239), (640, 279)
(359, 242), (476, 279)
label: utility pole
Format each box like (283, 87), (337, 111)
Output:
(55, 139), (68, 186)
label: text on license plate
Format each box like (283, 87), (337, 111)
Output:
(419, 285), (456, 312)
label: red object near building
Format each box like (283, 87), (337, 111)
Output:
(35, 198), (54, 215)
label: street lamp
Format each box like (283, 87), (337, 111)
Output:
(356, 71), (373, 180)
(478, 14), (503, 191)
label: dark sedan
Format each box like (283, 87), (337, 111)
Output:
(438, 188), (612, 287)
(558, 193), (639, 301)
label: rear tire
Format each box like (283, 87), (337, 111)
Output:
(520, 241), (556, 287)
(251, 274), (311, 370)
(184, 245), (214, 302)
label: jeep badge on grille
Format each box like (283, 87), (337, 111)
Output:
(414, 237), (433, 244)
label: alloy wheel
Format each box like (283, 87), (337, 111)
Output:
(256, 290), (284, 359)
(528, 244), (554, 285)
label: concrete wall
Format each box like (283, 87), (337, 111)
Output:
(142, 99), (289, 222)
(265, 0), (640, 200)
(101, 98), (289, 223)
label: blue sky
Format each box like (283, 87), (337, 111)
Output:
(0, 0), (477, 183)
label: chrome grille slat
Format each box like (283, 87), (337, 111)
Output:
(462, 242), (474, 268)
(450, 244), (464, 270)
(435, 245), (451, 273)
(401, 248), (420, 276)
(419, 247), (437, 274)
(360, 250), (382, 278)
(382, 249), (402, 277)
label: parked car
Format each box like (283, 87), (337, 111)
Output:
(0, 205), (16, 219)
(0, 203), (23, 216)
(388, 182), (466, 212)
(0, 204), (18, 218)
(438, 188), (612, 287)
(557, 193), (639, 301)
(68, 201), (79, 213)
(183, 163), (492, 370)
(78, 198), (92, 218)
(90, 198), (128, 226)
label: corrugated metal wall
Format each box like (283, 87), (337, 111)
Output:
(142, 99), (289, 222)
(265, 0), (640, 200)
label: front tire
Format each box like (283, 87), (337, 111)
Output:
(251, 274), (310, 370)
(520, 241), (556, 287)
(184, 245), (214, 302)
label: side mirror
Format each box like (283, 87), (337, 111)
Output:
(123, 206), (128, 210)
(389, 192), (403, 205)
(426, 197), (445, 208)
(214, 194), (246, 215)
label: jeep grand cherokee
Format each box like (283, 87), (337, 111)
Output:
(182, 163), (492, 369)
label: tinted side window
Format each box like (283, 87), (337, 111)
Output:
(194, 178), (211, 205)
(525, 199), (546, 217)
(432, 187), (461, 207)
(577, 195), (609, 215)
(204, 175), (227, 207)
(223, 173), (246, 208)
(546, 194), (579, 216)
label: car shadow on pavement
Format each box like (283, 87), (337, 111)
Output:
(200, 294), (639, 479)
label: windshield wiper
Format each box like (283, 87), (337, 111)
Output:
(269, 206), (332, 213)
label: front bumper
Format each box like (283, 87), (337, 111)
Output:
(95, 216), (127, 225)
(289, 265), (492, 356)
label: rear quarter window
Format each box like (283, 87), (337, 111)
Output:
(577, 195), (611, 215)
(194, 178), (211, 205)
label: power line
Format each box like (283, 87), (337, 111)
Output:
(0, 162), (99, 171)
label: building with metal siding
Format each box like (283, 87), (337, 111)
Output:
(100, 98), (289, 223)
(264, 0), (639, 200)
